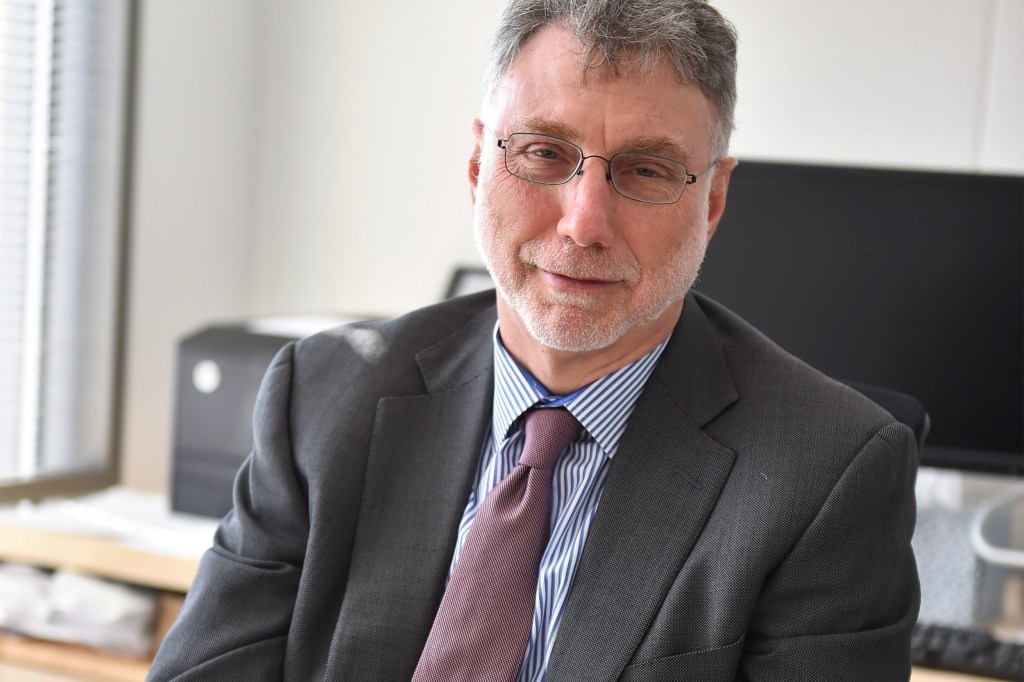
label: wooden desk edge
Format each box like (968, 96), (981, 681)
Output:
(910, 667), (999, 681)
(0, 523), (199, 593)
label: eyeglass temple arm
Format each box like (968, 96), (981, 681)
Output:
(688, 158), (722, 184)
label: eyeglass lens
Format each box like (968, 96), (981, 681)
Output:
(502, 132), (690, 204)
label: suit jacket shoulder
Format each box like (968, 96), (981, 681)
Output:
(291, 288), (498, 398)
(689, 290), (899, 467)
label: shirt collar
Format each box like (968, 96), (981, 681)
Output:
(491, 322), (671, 458)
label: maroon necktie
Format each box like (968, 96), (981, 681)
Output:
(411, 407), (582, 682)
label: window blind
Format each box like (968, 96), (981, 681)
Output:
(0, 0), (131, 490)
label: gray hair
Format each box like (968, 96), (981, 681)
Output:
(482, 0), (738, 159)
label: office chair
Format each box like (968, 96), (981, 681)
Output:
(839, 380), (931, 452)
(853, 379), (1024, 680)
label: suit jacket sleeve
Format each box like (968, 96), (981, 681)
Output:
(148, 343), (306, 682)
(738, 421), (920, 681)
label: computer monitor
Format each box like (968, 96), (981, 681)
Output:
(695, 160), (1023, 476)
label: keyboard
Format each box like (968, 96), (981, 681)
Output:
(911, 621), (1024, 680)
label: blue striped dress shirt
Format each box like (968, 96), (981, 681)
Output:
(448, 324), (670, 682)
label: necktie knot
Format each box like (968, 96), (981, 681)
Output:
(519, 407), (582, 471)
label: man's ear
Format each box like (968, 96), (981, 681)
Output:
(705, 156), (738, 242)
(469, 119), (485, 206)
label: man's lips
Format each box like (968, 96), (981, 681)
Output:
(540, 269), (620, 289)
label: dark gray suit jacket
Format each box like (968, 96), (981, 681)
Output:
(148, 290), (919, 681)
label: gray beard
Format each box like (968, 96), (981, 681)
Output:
(474, 205), (708, 353)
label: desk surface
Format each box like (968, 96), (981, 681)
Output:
(911, 668), (999, 682)
(0, 523), (198, 592)
(0, 662), (79, 682)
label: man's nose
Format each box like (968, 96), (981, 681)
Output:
(555, 158), (616, 248)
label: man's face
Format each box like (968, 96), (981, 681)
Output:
(470, 26), (736, 356)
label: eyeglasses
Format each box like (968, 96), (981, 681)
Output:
(491, 131), (716, 205)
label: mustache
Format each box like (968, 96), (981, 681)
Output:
(519, 240), (641, 282)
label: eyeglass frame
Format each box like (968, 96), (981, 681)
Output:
(486, 128), (719, 205)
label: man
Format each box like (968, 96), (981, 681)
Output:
(149, 1), (919, 680)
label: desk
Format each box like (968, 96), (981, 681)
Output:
(0, 662), (86, 682)
(0, 489), (205, 679)
(0, 496), (200, 682)
(0, 522), (191, 681)
(911, 670), (997, 682)
(0, 524), (196, 593)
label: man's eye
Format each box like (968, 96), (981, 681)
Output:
(617, 157), (681, 182)
(624, 162), (670, 179)
(528, 146), (563, 161)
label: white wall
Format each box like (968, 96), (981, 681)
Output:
(981, 0), (1024, 172)
(122, 0), (261, 492)
(246, 0), (499, 319)
(718, 0), (1024, 172)
(122, 0), (1023, 493)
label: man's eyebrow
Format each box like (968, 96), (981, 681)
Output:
(624, 136), (693, 163)
(516, 118), (583, 142)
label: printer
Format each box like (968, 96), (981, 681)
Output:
(170, 316), (357, 518)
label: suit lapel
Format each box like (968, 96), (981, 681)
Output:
(547, 294), (740, 682)
(325, 307), (496, 679)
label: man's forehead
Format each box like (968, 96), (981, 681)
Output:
(484, 25), (715, 160)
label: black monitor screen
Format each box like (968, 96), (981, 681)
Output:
(696, 161), (1023, 475)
